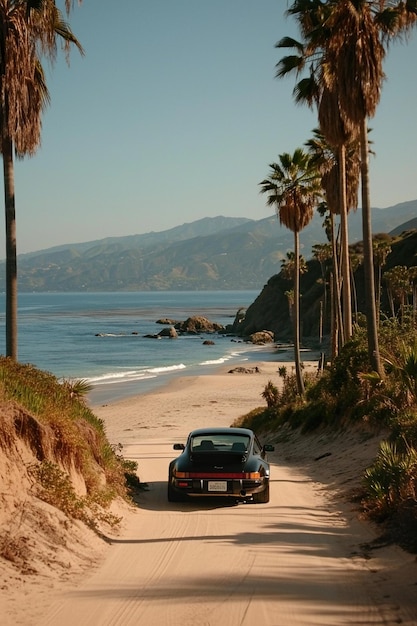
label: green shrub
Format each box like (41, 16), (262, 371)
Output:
(28, 461), (121, 529)
(29, 460), (85, 519)
(232, 407), (277, 433)
(363, 440), (417, 518)
(261, 381), (280, 408)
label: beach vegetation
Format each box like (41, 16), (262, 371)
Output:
(61, 377), (94, 402)
(261, 380), (280, 408)
(27, 460), (121, 530)
(363, 440), (417, 517)
(0, 356), (136, 535)
(233, 316), (417, 550)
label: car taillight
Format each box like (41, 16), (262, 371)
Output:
(184, 471), (262, 479)
(173, 470), (189, 478)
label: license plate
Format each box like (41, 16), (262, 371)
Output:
(208, 480), (227, 492)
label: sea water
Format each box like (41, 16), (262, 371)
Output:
(0, 291), (290, 404)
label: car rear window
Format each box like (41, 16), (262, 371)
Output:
(191, 434), (250, 453)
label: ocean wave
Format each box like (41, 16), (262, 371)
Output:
(147, 364), (187, 374)
(199, 354), (248, 366)
(95, 333), (127, 337)
(85, 372), (155, 386)
(85, 363), (187, 386)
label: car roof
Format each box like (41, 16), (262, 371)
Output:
(188, 427), (254, 437)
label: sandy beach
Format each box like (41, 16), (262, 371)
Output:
(2, 357), (417, 625)
(92, 359), (314, 446)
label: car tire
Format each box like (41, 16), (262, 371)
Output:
(252, 480), (270, 504)
(167, 481), (183, 502)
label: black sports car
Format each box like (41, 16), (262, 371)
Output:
(168, 427), (274, 503)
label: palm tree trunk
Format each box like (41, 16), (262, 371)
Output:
(330, 270), (338, 361)
(319, 299), (323, 345)
(387, 287), (395, 318)
(293, 230), (305, 396)
(330, 213), (343, 359)
(338, 143), (352, 342)
(376, 263), (382, 327)
(359, 119), (382, 377)
(3, 136), (18, 360)
(350, 262), (358, 322)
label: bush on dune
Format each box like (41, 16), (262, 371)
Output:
(0, 357), (136, 533)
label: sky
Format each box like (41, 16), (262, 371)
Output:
(3, 0), (417, 257)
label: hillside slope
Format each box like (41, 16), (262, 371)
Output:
(2, 200), (416, 292)
(236, 228), (417, 341)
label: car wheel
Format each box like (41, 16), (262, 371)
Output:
(167, 481), (183, 502)
(252, 480), (270, 504)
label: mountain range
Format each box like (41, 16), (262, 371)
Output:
(1, 199), (416, 292)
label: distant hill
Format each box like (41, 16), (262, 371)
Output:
(348, 199), (417, 238)
(1, 200), (416, 292)
(389, 216), (417, 236)
(20, 216), (253, 260)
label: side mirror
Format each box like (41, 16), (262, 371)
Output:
(173, 443), (185, 450)
(263, 444), (275, 452)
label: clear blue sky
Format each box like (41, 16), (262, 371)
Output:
(5, 0), (417, 257)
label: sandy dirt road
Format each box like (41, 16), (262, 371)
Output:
(42, 432), (416, 626)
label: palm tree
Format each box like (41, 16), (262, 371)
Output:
(280, 251), (308, 282)
(312, 242), (332, 340)
(349, 247), (363, 323)
(281, 253), (307, 328)
(322, 0), (416, 374)
(282, 0), (417, 376)
(373, 236), (392, 324)
(276, 31), (359, 348)
(323, 1), (385, 375)
(305, 128), (361, 350)
(318, 200), (344, 359)
(284, 289), (295, 323)
(384, 266), (413, 320)
(0, 1), (83, 359)
(259, 149), (322, 396)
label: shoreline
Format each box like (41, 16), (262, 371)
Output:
(92, 357), (320, 447)
(87, 344), (322, 408)
(86, 343), (280, 407)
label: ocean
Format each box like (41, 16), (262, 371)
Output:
(0, 291), (292, 405)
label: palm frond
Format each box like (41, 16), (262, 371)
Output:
(275, 54), (305, 78)
(293, 76), (319, 107)
(275, 36), (305, 52)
